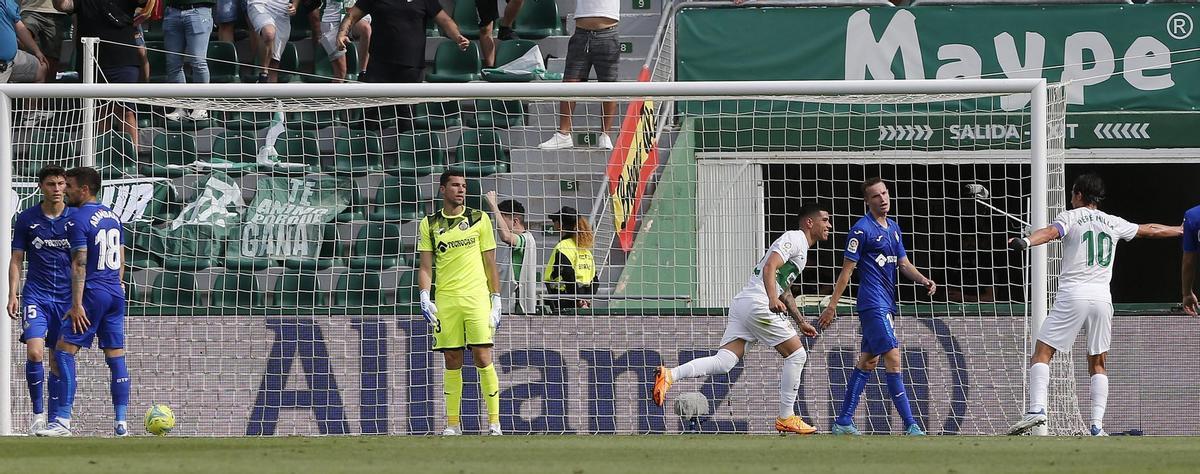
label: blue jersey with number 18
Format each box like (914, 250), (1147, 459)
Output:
(66, 202), (125, 293)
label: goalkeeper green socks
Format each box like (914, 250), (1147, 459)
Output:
(479, 364), (501, 425)
(444, 368), (463, 426)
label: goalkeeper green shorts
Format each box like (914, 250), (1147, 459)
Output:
(433, 292), (494, 350)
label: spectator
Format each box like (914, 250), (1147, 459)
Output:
(16, 0), (62, 123)
(485, 191), (538, 315)
(247, 0), (298, 83)
(337, 0), (466, 84)
(544, 206), (597, 312)
(55, 0), (141, 145)
(313, 0), (369, 81)
(1, 0), (47, 85)
(477, 0), (523, 68)
(214, 0), (237, 42)
(538, 0), (619, 151)
(163, 0), (214, 120)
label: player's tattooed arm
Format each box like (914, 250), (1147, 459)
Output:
(66, 249), (90, 334)
(782, 291), (817, 337)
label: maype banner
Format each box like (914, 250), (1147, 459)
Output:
(676, 5), (1200, 113)
(25, 312), (1200, 436)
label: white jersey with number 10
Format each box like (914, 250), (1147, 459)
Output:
(1053, 207), (1138, 302)
(733, 231), (810, 311)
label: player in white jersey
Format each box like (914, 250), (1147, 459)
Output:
(653, 204), (830, 434)
(1007, 173), (1181, 436)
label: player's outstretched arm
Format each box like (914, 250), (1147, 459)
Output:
(7, 250), (24, 319)
(1183, 252), (1198, 316)
(899, 257), (936, 296)
(1008, 225), (1062, 251)
(1135, 223), (1183, 239)
(818, 259), (856, 330)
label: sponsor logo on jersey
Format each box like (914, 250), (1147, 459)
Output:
(437, 237), (478, 253)
(875, 254), (898, 267)
(31, 237), (70, 250)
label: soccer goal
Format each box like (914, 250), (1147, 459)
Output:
(0, 79), (1074, 436)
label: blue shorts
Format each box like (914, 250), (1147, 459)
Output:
(59, 288), (126, 349)
(101, 66), (141, 84)
(215, 0), (245, 25)
(20, 296), (68, 345)
(859, 308), (899, 356)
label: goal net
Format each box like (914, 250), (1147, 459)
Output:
(1, 80), (1073, 436)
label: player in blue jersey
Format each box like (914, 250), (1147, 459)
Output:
(8, 165), (74, 434)
(1182, 204), (1200, 316)
(817, 177), (937, 436)
(35, 166), (129, 437)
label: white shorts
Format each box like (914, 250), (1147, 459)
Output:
(1037, 298), (1113, 355)
(319, 21), (346, 59)
(248, 1), (291, 61)
(719, 298), (797, 348)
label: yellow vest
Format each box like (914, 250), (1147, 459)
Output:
(544, 237), (595, 290)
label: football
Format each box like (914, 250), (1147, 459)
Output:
(145, 405), (176, 436)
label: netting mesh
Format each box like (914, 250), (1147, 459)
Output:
(3, 84), (1077, 436)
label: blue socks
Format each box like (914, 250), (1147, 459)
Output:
(107, 356), (130, 422)
(26, 361), (44, 414)
(54, 350), (76, 423)
(886, 372), (918, 428)
(836, 368), (870, 426)
(47, 369), (62, 418)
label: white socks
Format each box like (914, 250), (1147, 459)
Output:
(1090, 373), (1108, 429)
(671, 348), (739, 381)
(779, 349), (808, 419)
(1028, 362), (1050, 413)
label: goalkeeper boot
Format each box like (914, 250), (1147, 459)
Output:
(775, 416), (816, 435)
(831, 423), (861, 436)
(1089, 425), (1109, 437)
(652, 366), (673, 407)
(115, 421), (129, 437)
(1007, 409), (1047, 435)
(30, 413), (47, 434)
(35, 421), (72, 437)
(905, 423), (926, 436)
(489, 423), (503, 436)
(441, 425), (462, 436)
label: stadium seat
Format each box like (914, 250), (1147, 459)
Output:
(333, 271), (385, 307)
(331, 129), (384, 175)
(223, 227), (275, 271)
(274, 268), (327, 307)
(451, 129), (510, 177)
(368, 175), (425, 222)
(275, 129), (321, 169)
(208, 41), (241, 84)
(425, 41), (482, 83)
(149, 271), (200, 307)
(282, 223), (341, 271)
(513, 0), (564, 39)
(452, 0), (484, 39)
(413, 101), (462, 131)
(211, 130), (261, 165)
(161, 225), (217, 271)
(143, 132), (198, 178)
(344, 42), (359, 81)
(124, 223), (164, 270)
(307, 174), (366, 222)
(463, 99), (524, 129)
(348, 223), (402, 270)
(96, 131), (139, 179)
(211, 272), (265, 308)
(304, 42), (359, 83)
(145, 41), (169, 83)
(484, 40), (539, 82)
(286, 110), (341, 131)
(396, 131), (447, 177)
(23, 131), (76, 176)
(220, 111), (276, 132)
(466, 178), (484, 210)
(277, 42), (301, 83)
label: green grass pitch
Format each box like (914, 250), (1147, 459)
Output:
(4, 435), (1199, 473)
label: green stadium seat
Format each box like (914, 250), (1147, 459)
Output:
(223, 227), (275, 271)
(344, 42), (359, 81)
(396, 131), (446, 178)
(348, 223), (402, 270)
(368, 175), (425, 222)
(219, 111), (275, 132)
(331, 129), (384, 175)
(145, 41), (169, 83)
(124, 223), (164, 270)
(274, 268), (326, 307)
(282, 223), (341, 271)
(453, 0), (483, 39)
(161, 225), (216, 271)
(304, 41), (359, 83)
(285, 110), (341, 131)
(513, 0), (564, 39)
(143, 132), (198, 178)
(333, 271), (384, 307)
(96, 131), (139, 179)
(413, 101), (462, 131)
(211, 130), (260, 165)
(395, 270), (419, 305)
(484, 40), (539, 82)
(466, 178), (484, 210)
(463, 99), (524, 129)
(275, 129), (321, 169)
(425, 41), (482, 83)
(208, 41), (241, 84)
(277, 42), (301, 83)
(451, 129), (510, 177)
(22, 131), (76, 176)
(211, 272), (265, 309)
(149, 272), (200, 307)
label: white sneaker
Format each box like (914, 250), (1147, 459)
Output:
(165, 108), (187, 121)
(441, 425), (462, 436)
(35, 421), (72, 437)
(189, 109), (209, 120)
(30, 413), (47, 434)
(597, 133), (613, 150)
(1007, 410), (1047, 435)
(488, 423), (503, 436)
(23, 110), (53, 126)
(115, 421), (129, 437)
(1090, 425), (1109, 436)
(538, 132), (574, 150)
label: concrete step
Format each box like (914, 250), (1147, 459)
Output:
(509, 148), (612, 175)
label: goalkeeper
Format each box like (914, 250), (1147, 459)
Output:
(417, 170), (504, 436)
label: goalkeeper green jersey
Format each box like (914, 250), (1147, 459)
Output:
(418, 207), (497, 297)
